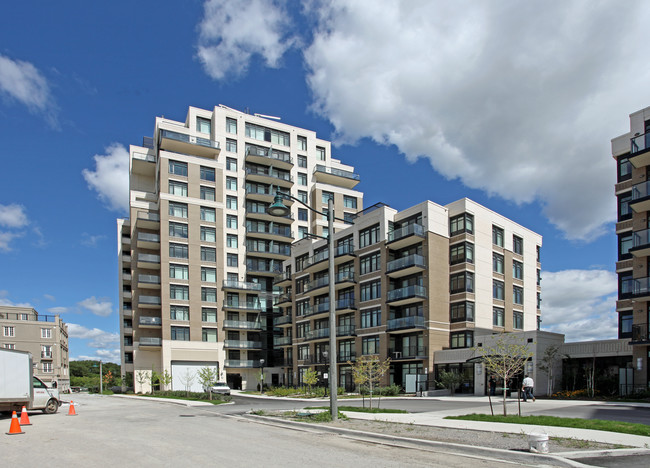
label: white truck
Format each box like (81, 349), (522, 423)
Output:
(0, 348), (60, 414)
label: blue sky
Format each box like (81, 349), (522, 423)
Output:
(2, 1), (649, 363)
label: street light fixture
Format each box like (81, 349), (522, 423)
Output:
(267, 190), (339, 420)
(259, 358), (265, 395)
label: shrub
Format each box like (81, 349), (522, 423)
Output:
(152, 390), (231, 402)
(359, 384), (401, 396)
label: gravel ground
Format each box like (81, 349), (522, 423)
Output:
(321, 419), (627, 452)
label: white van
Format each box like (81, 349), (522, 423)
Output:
(32, 376), (60, 414)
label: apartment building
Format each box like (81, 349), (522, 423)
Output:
(118, 105), (363, 392)
(0, 306), (70, 390)
(272, 198), (542, 391)
(612, 105), (650, 390)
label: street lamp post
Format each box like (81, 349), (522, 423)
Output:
(259, 358), (265, 395)
(267, 191), (338, 420)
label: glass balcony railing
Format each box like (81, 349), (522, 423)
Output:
(305, 328), (330, 340)
(222, 280), (262, 291)
(246, 224), (293, 238)
(631, 277), (650, 297)
(631, 132), (650, 154)
(336, 298), (356, 310)
(633, 229), (650, 249)
(386, 254), (426, 273)
(137, 211), (160, 222)
(336, 271), (356, 283)
(387, 285), (427, 302)
(307, 276), (329, 291)
(223, 301), (262, 311)
(631, 323), (649, 342)
(139, 295), (161, 305)
(631, 181), (650, 201)
(389, 346), (427, 359)
(246, 242), (291, 257)
(138, 253), (161, 264)
(138, 232), (160, 243)
(223, 320), (262, 330)
(138, 274), (161, 285)
(386, 316), (425, 331)
(313, 302), (331, 314)
(246, 167), (293, 182)
(336, 244), (355, 256)
(273, 314), (292, 326)
(133, 152), (156, 163)
(387, 224), (424, 243)
(224, 360), (261, 368)
(336, 325), (355, 336)
(160, 129), (219, 150)
(224, 340), (263, 349)
(314, 165), (360, 181)
(273, 336), (292, 346)
(140, 337), (162, 346)
(246, 145), (293, 164)
(139, 316), (162, 326)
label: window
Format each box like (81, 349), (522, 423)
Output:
(202, 308), (217, 323)
(197, 117), (211, 134)
(322, 191), (334, 204)
(226, 117), (237, 134)
(536, 245), (541, 263)
(343, 195), (357, 209)
(226, 195), (238, 210)
(536, 269), (541, 286)
(619, 312), (633, 338)
(200, 186), (215, 201)
(200, 207), (216, 222)
(43, 362), (53, 373)
(227, 253), (238, 267)
(226, 157), (237, 171)
(298, 191), (308, 203)
(226, 177), (237, 190)
(169, 263), (189, 280)
(316, 146), (326, 161)
(493, 253), (504, 274)
(362, 336), (380, 355)
(170, 305), (189, 321)
(618, 156), (632, 182)
(450, 301), (474, 322)
(4, 343), (15, 349)
(171, 326), (190, 341)
(226, 215), (238, 229)
(169, 202), (188, 218)
(492, 225), (504, 247)
(298, 226), (308, 239)
(168, 180), (188, 197)
(169, 222), (188, 239)
(200, 166), (215, 181)
(227, 234), (238, 248)
(513, 261), (524, 280)
(343, 212), (355, 224)
(450, 242), (474, 265)
(618, 192), (632, 221)
(297, 208), (308, 221)
(170, 285), (189, 300)
(493, 307), (505, 327)
(360, 279), (381, 302)
(513, 235), (523, 255)
(450, 331), (473, 349)
(297, 135), (307, 151)
(3, 326), (15, 337)
(201, 287), (217, 302)
(169, 160), (188, 176)
(513, 286), (524, 305)
(41, 328), (51, 338)
(360, 251), (381, 275)
(169, 243), (188, 259)
(450, 213), (474, 236)
(513, 311), (524, 329)
(201, 267), (217, 283)
(493, 280), (504, 300)
(226, 139), (237, 153)
(245, 122), (290, 146)
(359, 224), (380, 248)
(202, 328), (217, 342)
(450, 272), (474, 294)
(297, 155), (307, 169)
(619, 233), (633, 260)
(360, 308), (381, 328)
(537, 292), (542, 310)
(201, 226), (216, 242)
(201, 246), (216, 262)
(298, 173), (307, 186)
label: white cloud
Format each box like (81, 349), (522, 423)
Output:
(73, 349), (121, 364)
(0, 204), (29, 228)
(81, 233), (106, 247)
(82, 143), (129, 213)
(0, 54), (58, 127)
(0, 231), (23, 252)
(67, 323), (119, 349)
(0, 290), (32, 307)
(540, 269), (618, 341)
(47, 306), (68, 314)
(299, 0), (650, 241)
(78, 296), (113, 317)
(44, 294), (56, 301)
(197, 0), (296, 80)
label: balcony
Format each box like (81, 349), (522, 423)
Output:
(387, 224), (425, 249)
(336, 298), (357, 312)
(137, 232), (160, 249)
(121, 235), (132, 246)
(136, 211), (160, 230)
(224, 340), (263, 349)
(386, 315), (426, 332)
(386, 285), (427, 306)
(122, 307), (133, 318)
(389, 346), (427, 360)
(273, 293), (292, 307)
(305, 328), (330, 341)
(222, 280), (262, 292)
(245, 167), (293, 188)
(246, 206), (294, 223)
(132, 151), (156, 176)
(225, 359), (263, 368)
(122, 272), (132, 282)
(273, 271), (292, 287)
(630, 131), (650, 168)
(336, 271), (356, 288)
(245, 145), (293, 170)
(246, 262), (283, 277)
(273, 314), (292, 326)
(139, 337), (162, 348)
(139, 316), (162, 328)
(631, 229), (650, 257)
(137, 253), (161, 270)
(273, 336), (292, 346)
(631, 181), (650, 213)
(246, 224), (293, 241)
(223, 301), (262, 312)
(138, 274), (161, 289)
(223, 320), (262, 330)
(122, 289), (132, 299)
(246, 242), (291, 259)
(313, 165), (360, 189)
(159, 129), (220, 158)
(336, 325), (356, 337)
(122, 253), (132, 265)
(630, 277), (650, 301)
(386, 254), (426, 278)
(306, 276), (330, 294)
(138, 295), (161, 308)
(631, 323), (650, 344)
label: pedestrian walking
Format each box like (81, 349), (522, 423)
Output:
(488, 376), (496, 396)
(522, 375), (535, 402)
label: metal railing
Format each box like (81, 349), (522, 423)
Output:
(224, 360), (261, 368)
(386, 315), (425, 331)
(137, 211), (160, 222)
(305, 328), (330, 340)
(224, 340), (263, 349)
(273, 314), (292, 326)
(0, 313), (57, 322)
(307, 276), (329, 291)
(388, 346), (427, 359)
(139, 295), (161, 305)
(273, 336), (292, 346)
(336, 298), (356, 310)
(133, 152), (156, 163)
(245, 167), (293, 182)
(138, 253), (161, 264)
(246, 145), (293, 164)
(246, 224), (293, 238)
(160, 129), (219, 150)
(633, 229), (650, 249)
(386, 254), (426, 273)
(387, 224), (424, 242)
(631, 131), (650, 154)
(223, 301), (262, 311)
(387, 285), (427, 302)
(222, 280), (262, 291)
(336, 325), (356, 336)
(631, 323), (649, 343)
(137, 232), (160, 243)
(139, 316), (162, 326)
(223, 320), (262, 330)
(139, 337), (162, 346)
(138, 274), (161, 285)
(314, 165), (360, 181)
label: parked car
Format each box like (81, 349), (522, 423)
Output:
(203, 382), (231, 395)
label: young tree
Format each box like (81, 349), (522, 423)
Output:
(537, 345), (560, 395)
(475, 334), (533, 416)
(349, 356), (391, 409)
(197, 366), (218, 400)
(435, 370), (463, 396)
(148, 365), (159, 394)
(135, 370), (148, 394)
(179, 369), (196, 397)
(159, 369), (173, 391)
(302, 368), (318, 396)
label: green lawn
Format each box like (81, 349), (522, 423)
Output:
(138, 394), (229, 405)
(446, 414), (650, 436)
(306, 405), (408, 414)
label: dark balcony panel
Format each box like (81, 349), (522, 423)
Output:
(630, 323), (650, 344)
(386, 315), (425, 331)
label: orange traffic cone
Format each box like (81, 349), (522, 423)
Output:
(67, 400), (77, 416)
(6, 411), (24, 435)
(19, 406), (32, 426)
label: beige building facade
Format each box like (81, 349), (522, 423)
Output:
(0, 306), (70, 390)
